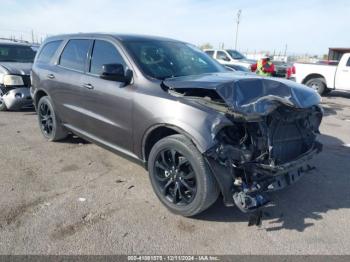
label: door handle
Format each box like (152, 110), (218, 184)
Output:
(47, 74), (55, 79)
(82, 83), (94, 89)
(343, 69), (349, 73)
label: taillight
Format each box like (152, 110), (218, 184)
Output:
(292, 65), (296, 74)
(251, 63), (257, 72)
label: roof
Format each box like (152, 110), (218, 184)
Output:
(0, 38), (32, 46)
(46, 33), (180, 43)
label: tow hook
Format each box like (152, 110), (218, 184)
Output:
(233, 191), (269, 213)
(233, 191), (270, 226)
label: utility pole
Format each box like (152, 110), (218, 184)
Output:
(31, 30), (34, 44)
(283, 44), (288, 56)
(234, 9), (242, 50)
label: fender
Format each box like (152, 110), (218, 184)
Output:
(141, 114), (233, 161)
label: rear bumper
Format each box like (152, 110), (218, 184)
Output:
(3, 87), (33, 110)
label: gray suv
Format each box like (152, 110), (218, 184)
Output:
(31, 33), (323, 218)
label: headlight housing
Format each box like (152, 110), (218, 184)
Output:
(3, 75), (24, 86)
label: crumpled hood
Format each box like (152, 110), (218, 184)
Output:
(163, 72), (321, 117)
(0, 62), (32, 75)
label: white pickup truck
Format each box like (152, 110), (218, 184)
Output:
(203, 49), (256, 70)
(291, 53), (350, 95)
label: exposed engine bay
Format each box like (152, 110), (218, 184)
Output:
(206, 106), (322, 212)
(164, 74), (323, 223)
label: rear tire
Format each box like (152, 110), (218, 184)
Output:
(305, 78), (326, 95)
(37, 96), (68, 141)
(148, 134), (219, 217)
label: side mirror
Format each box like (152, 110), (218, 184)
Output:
(100, 63), (132, 85)
(223, 57), (230, 62)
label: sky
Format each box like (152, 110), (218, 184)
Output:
(0, 0), (349, 55)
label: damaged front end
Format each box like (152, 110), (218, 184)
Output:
(205, 105), (322, 213)
(164, 74), (323, 218)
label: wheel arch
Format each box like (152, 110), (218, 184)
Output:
(302, 73), (327, 86)
(142, 124), (211, 165)
(34, 89), (49, 108)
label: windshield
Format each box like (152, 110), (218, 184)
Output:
(124, 41), (226, 80)
(226, 49), (245, 60)
(0, 44), (36, 62)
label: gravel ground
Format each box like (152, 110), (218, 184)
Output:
(0, 91), (349, 255)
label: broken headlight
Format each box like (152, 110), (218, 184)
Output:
(3, 75), (24, 87)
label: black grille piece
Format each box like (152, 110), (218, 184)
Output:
(22, 75), (31, 87)
(271, 120), (305, 164)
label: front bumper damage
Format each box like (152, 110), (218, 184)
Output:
(203, 105), (323, 225)
(2, 87), (33, 110)
(205, 141), (322, 210)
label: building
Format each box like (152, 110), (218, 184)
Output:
(328, 48), (350, 61)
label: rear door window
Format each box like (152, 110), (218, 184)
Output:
(204, 50), (214, 57)
(89, 40), (125, 75)
(36, 40), (62, 64)
(59, 39), (91, 72)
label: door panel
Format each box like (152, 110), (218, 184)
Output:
(49, 67), (86, 125)
(335, 57), (350, 90)
(76, 39), (133, 152)
(78, 75), (133, 151)
(48, 39), (92, 126)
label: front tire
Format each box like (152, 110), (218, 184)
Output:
(0, 87), (7, 111)
(37, 96), (68, 141)
(305, 78), (327, 95)
(148, 134), (219, 217)
(0, 101), (7, 111)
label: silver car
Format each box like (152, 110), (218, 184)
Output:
(0, 39), (35, 111)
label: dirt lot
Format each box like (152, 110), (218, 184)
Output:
(0, 91), (349, 255)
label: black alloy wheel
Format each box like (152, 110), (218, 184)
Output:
(148, 134), (219, 217)
(154, 148), (197, 205)
(37, 96), (68, 141)
(39, 102), (53, 136)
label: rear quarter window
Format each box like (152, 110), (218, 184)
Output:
(36, 40), (62, 64)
